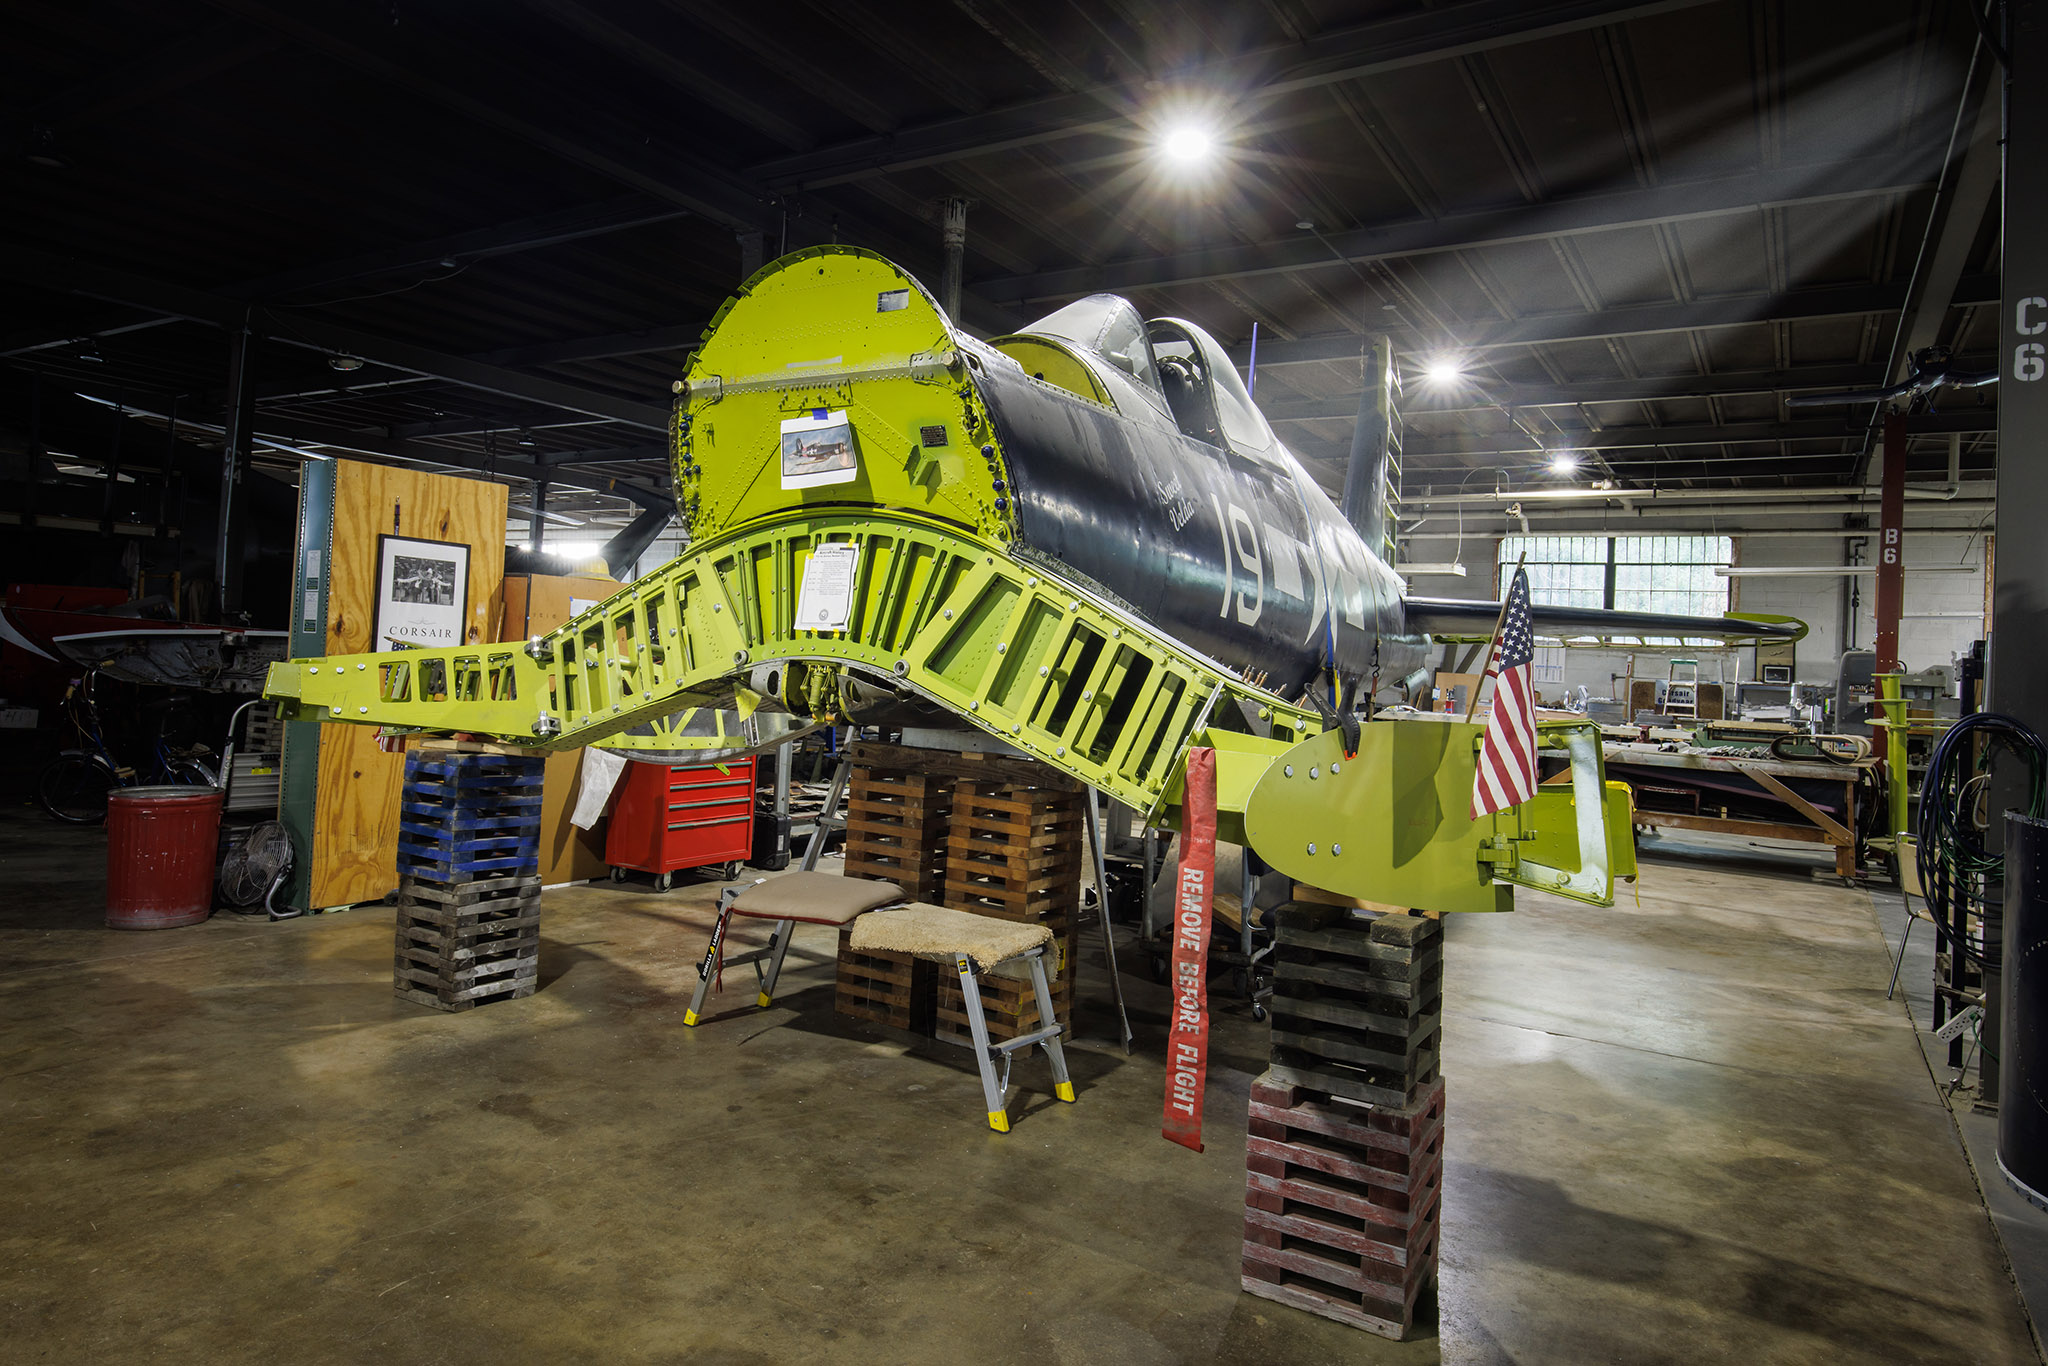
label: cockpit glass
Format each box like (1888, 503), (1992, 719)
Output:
(1148, 316), (1280, 461)
(1023, 294), (1163, 396)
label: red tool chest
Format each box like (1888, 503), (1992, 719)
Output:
(605, 757), (756, 890)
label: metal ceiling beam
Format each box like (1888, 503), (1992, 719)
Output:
(242, 413), (673, 512)
(11, 20), (280, 133)
(199, 0), (770, 232)
(42, 379), (672, 511)
(387, 415), (611, 441)
(1, 195), (695, 358)
(200, 0), (1021, 335)
(1231, 275), (2001, 368)
(978, 154), (1941, 306)
(468, 323), (706, 369)
(1262, 364), (1896, 420)
(237, 194), (692, 301)
(1887, 67), (2004, 383)
(1399, 411), (1994, 457)
(749, 0), (1720, 190)
(0, 242), (671, 430)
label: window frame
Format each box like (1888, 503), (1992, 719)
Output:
(1497, 534), (1735, 643)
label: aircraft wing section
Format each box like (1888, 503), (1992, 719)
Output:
(1405, 597), (1802, 643)
(53, 628), (290, 693)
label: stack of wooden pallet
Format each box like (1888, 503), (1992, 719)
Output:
(391, 745), (545, 1012)
(1240, 903), (1445, 1339)
(934, 779), (1085, 1046)
(835, 760), (954, 1030)
(842, 764), (953, 900)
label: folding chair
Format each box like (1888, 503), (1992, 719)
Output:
(683, 871), (906, 1025)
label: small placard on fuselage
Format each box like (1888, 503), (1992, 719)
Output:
(780, 409), (860, 489)
(877, 289), (910, 312)
(795, 543), (860, 632)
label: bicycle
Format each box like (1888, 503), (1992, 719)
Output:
(36, 674), (219, 824)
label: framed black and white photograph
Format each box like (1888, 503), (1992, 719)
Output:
(372, 534), (471, 651)
(779, 409), (860, 489)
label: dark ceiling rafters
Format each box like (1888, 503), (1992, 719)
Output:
(0, 194), (694, 359)
(3, 0), (1999, 503)
(976, 153), (1945, 305)
(1230, 275), (2001, 368)
(749, 0), (1724, 190)
(0, 242), (671, 431)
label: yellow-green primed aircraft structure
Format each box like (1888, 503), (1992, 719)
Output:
(265, 248), (1794, 914)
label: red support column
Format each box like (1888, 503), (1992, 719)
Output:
(1874, 410), (1906, 673)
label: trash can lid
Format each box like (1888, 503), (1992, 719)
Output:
(110, 785), (223, 803)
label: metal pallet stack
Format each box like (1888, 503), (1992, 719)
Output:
(1241, 903), (1445, 1339)
(835, 759), (954, 1030)
(934, 778), (1084, 1046)
(392, 745), (545, 1012)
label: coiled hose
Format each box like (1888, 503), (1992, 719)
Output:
(1914, 712), (2048, 968)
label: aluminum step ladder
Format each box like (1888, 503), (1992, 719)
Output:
(1665, 658), (1700, 720)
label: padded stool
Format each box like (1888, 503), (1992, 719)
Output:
(683, 871), (905, 1026)
(850, 904), (1077, 1133)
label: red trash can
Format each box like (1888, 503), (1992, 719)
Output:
(105, 785), (225, 930)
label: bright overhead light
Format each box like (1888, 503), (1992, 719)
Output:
(547, 541), (605, 563)
(1160, 124), (1215, 165)
(1423, 358), (1464, 384)
(1549, 451), (1581, 474)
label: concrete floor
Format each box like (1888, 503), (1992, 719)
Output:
(0, 807), (2037, 1365)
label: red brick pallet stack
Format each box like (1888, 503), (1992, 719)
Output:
(835, 760), (954, 1031)
(934, 778), (1084, 1046)
(1241, 903), (1445, 1339)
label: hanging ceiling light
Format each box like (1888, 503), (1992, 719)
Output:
(1159, 123), (1217, 166)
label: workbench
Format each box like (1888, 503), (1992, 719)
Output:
(1588, 742), (1874, 877)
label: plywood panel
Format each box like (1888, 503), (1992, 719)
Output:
(500, 572), (624, 883)
(310, 461), (508, 908)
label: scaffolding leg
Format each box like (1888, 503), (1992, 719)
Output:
(1086, 787), (1134, 1054)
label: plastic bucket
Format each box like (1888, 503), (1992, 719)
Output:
(105, 785), (225, 930)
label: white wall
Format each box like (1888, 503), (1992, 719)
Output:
(1401, 529), (1987, 703)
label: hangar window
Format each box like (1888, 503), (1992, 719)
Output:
(1499, 534), (1731, 620)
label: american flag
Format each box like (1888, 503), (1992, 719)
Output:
(1471, 566), (1538, 819)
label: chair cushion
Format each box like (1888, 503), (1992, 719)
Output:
(730, 871), (905, 926)
(849, 903), (1054, 971)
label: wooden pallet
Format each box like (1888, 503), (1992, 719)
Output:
(843, 764), (954, 900)
(834, 926), (935, 1033)
(933, 777), (1083, 1044)
(934, 966), (1073, 1046)
(392, 862), (543, 1012)
(942, 780), (1083, 920)
(1267, 904), (1444, 1106)
(1241, 1074), (1445, 1339)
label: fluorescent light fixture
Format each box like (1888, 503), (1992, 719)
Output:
(1400, 563), (1469, 577)
(1715, 565), (1977, 577)
(1160, 124), (1215, 165)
